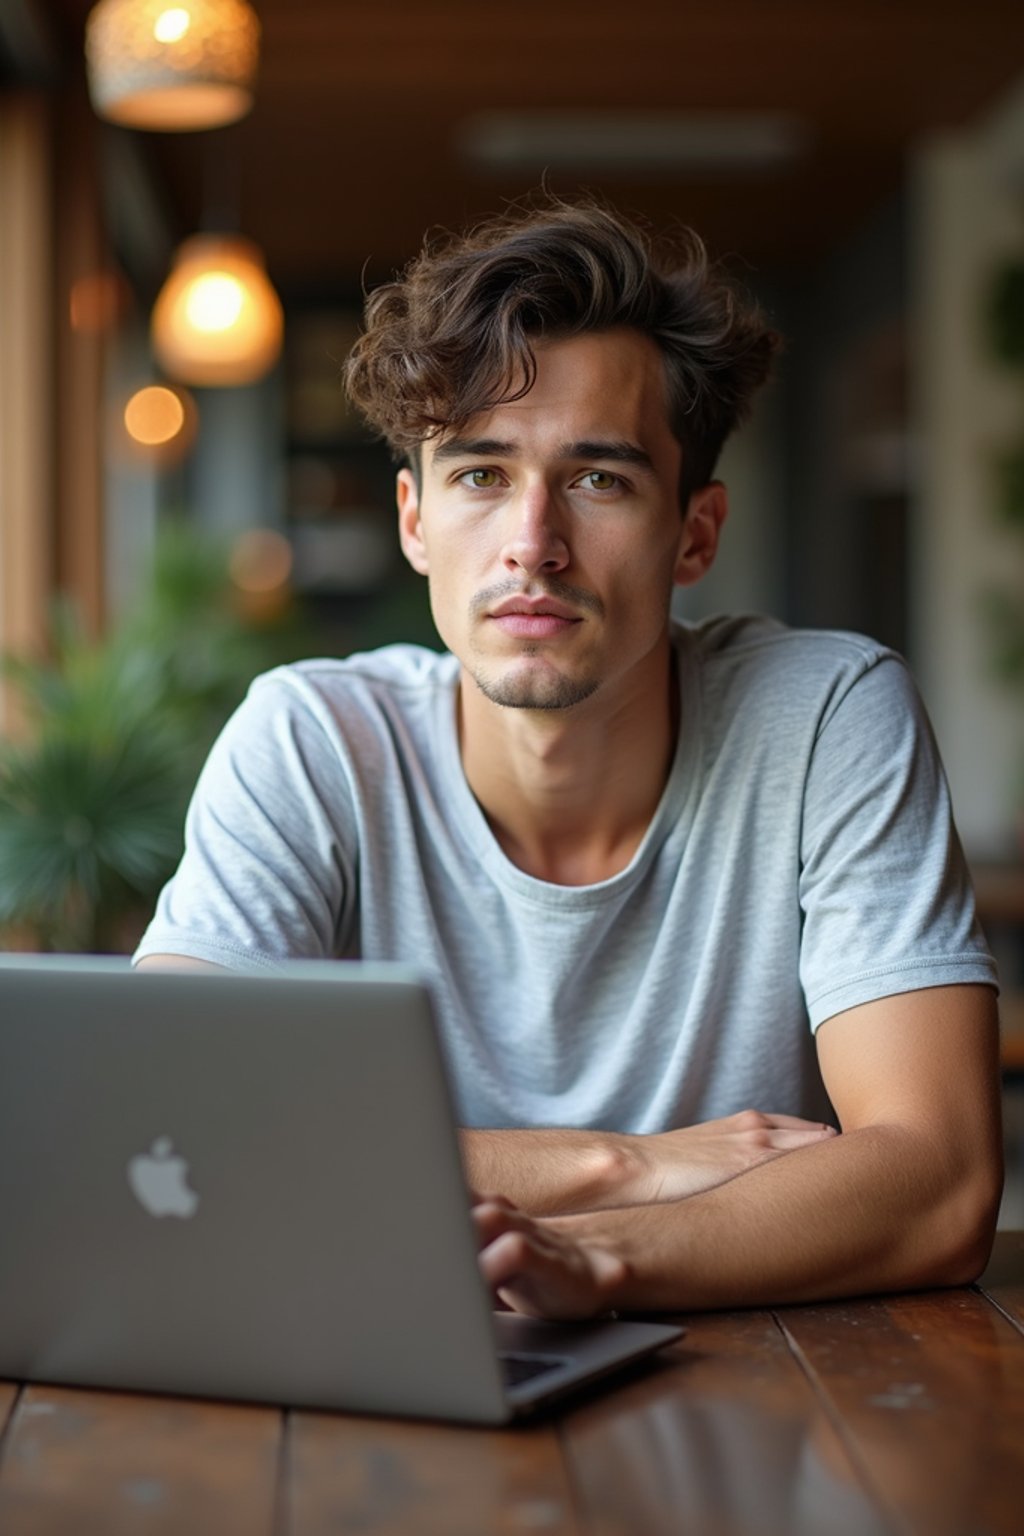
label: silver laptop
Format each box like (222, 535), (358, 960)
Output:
(0, 956), (682, 1423)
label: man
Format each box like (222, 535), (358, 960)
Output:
(136, 198), (1002, 1320)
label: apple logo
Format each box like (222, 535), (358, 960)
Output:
(127, 1136), (200, 1218)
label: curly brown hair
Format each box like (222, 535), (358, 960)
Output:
(343, 196), (781, 503)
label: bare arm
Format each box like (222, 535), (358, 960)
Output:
(139, 956), (830, 1207)
(461, 1112), (837, 1215)
(139, 955), (833, 1212)
(475, 985), (1003, 1316)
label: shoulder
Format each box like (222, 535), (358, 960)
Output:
(195, 645), (458, 785)
(242, 644), (458, 729)
(673, 615), (914, 728)
(254, 642), (457, 697)
(675, 613), (894, 676)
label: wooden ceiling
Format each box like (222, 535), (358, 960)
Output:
(51, 1), (1024, 291)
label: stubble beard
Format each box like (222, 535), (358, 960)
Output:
(467, 577), (605, 710)
(469, 653), (601, 711)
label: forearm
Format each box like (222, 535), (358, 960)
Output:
(461, 1127), (632, 1215)
(552, 1121), (1002, 1311)
(462, 1109), (839, 1216)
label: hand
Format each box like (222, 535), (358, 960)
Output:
(624, 1111), (838, 1204)
(473, 1195), (627, 1320)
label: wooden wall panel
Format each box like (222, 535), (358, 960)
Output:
(54, 83), (105, 638)
(0, 91), (54, 731)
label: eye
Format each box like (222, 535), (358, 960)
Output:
(459, 468), (501, 489)
(579, 470), (618, 491)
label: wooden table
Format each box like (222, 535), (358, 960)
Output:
(0, 1233), (1021, 1536)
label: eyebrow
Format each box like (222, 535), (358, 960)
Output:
(431, 436), (655, 473)
(431, 437), (517, 462)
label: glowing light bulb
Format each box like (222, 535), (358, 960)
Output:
(152, 233), (284, 386)
(154, 8), (191, 44)
(184, 272), (245, 333)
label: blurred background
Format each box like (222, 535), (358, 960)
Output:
(1, 1), (1023, 1212)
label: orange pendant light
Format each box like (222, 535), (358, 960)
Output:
(151, 233), (283, 387)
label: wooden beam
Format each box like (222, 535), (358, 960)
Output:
(0, 89), (54, 731)
(54, 83), (106, 637)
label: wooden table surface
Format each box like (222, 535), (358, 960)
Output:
(0, 1232), (1021, 1536)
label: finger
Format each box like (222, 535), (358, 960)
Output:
(760, 1114), (838, 1132)
(482, 1231), (580, 1320)
(495, 1282), (551, 1320)
(469, 1191), (516, 1210)
(472, 1201), (543, 1252)
(478, 1228), (543, 1291)
(481, 1230), (625, 1321)
(471, 1205), (513, 1247)
(767, 1128), (838, 1147)
(479, 1222), (590, 1286)
(742, 1131), (834, 1154)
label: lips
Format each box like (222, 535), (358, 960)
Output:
(487, 594), (582, 640)
(491, 613), (578, 638)
(489, 596), (580, 621)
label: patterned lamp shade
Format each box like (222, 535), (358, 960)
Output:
(85, 0), (261, 131)
(151, 234), (283, 386)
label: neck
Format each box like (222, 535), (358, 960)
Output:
(458, 643), (679, 885)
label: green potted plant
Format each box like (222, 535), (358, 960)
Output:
(0, 524), (309, 953)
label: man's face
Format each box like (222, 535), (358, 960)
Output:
(397, 328), (723, 712)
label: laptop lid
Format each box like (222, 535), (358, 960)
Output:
(0, 957), (681, 1423)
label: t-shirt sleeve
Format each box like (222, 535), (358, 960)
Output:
(798, 652), (998, 1028)
(132, 673), (358, 971)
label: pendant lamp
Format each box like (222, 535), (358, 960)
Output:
(151, 233), (283, 386)
(85, 0), (260, 131)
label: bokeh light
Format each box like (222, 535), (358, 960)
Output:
(124, 385), (186, 446)
(229, 529), (293, 594)
(118, 383), (197, 465)
(151, 234), (284, 386)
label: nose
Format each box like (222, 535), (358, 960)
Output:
(499, 481), (569, 577)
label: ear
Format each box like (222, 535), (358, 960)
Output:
(397, 467), (429, 576)
(673, 481), (727, 588)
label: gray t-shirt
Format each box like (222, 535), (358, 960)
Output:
(135, 616), (997, 1131)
